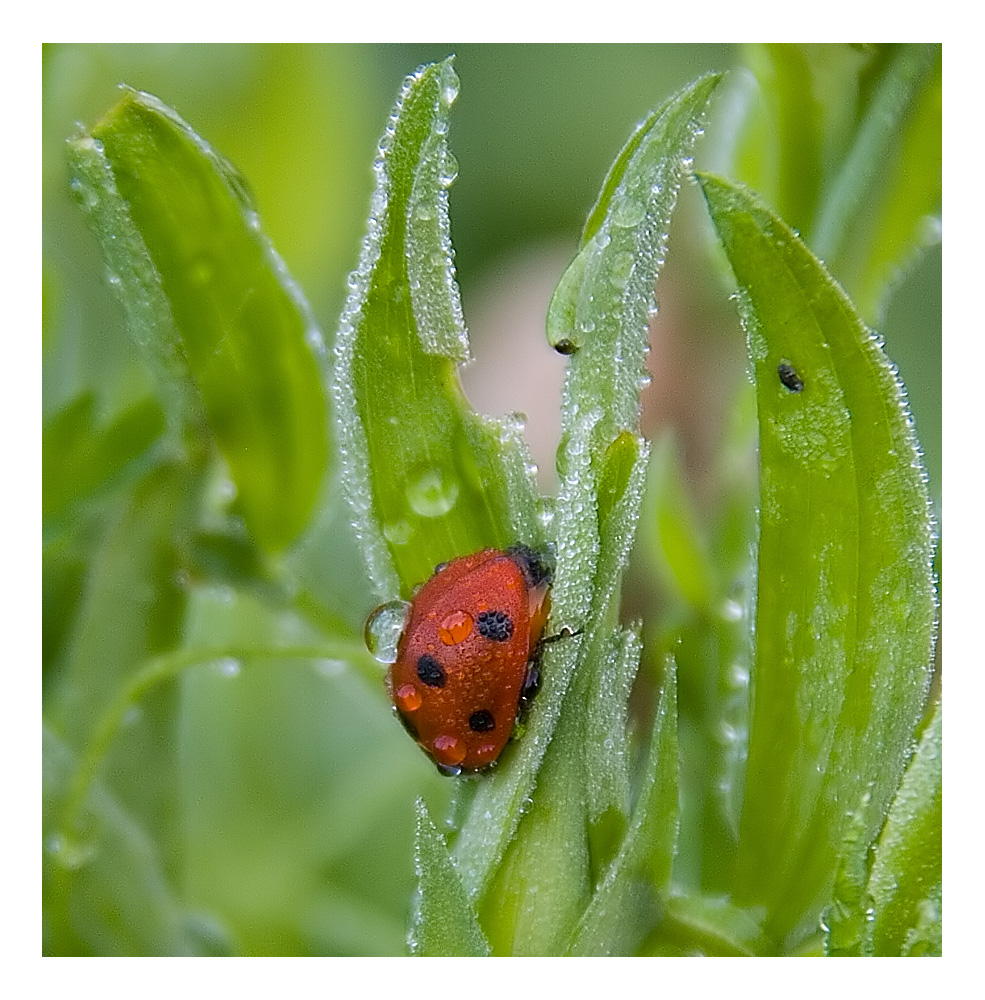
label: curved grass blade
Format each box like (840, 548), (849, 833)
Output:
(697, 173), (936, 949)
(67, 90), (329, 554)
(332, 59), (541, 599)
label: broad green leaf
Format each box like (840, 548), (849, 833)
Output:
(867, 700), (942, 956)
(698, 173), (936, 950)
(332, 58), (542, 600)
(409, 798), (490, 955)
(813, 44), (941, 322)
(566, 660), (679, 956)
(452, 75), (721, 906)
(67, 89), (329, 553)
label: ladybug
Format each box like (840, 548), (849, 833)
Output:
(386, 545), (554, 776)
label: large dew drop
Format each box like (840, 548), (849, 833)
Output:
(365, 600), (411, 663)
(406, 467), (459, 517)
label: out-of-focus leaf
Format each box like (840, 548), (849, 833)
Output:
(867, 700), (942, 956)
(813, 44), (941, 322)
(698, 173), (936, 951)
(43, 390), (165, 521)
(43, 725), (225, 956)
(408, 799), (490, 956)
(730, 44), (870, 239)
(331, 58), (543, 600)
(67, 89), (328, 553)
(48, 461), (197, 746)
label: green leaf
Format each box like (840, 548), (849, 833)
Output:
(43, 391), (165, 522)
(698, 173), (936, 950)
(867, 700), (942, 956)
(408, 799), (490, 956)
(452, 75), (722, 909)
(43, 725), (219, 956)
(331, 58), (542, 598)
(48, 460), (198, 747)
(67, 88), (329, 553)
(812, 44), (941, 321)
(566, 660), (679, 956)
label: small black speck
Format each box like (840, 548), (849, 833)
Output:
(417, 654), (446, 687)
(477, 610), (514, 642)
(553, 338), (579, 355)
(469, 709), (496, 732)
(777, 362), (804, 393)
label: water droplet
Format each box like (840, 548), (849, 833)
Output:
(412, 199), (436, 222)
(383, 519), (413, 546)
(438, 610), (473, 645)
(720, 598), (743, 621)
(121, 706), (143, 727)
(396, 683), (422, 712)
(407, 468), (459, 517)
(610, 195), (645, 228)
(439, 63), (460, 107)
(439, 151), (459, 188)
(432, 733), (466, 766)
(609, 251), (635, 290)
(365, 600), (411, 662)
(314, 658), (347, 678)
(47, 831), (96, 871)
(214, 657), (240, 678)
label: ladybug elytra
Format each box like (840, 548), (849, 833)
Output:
(385, 545), (553, 776)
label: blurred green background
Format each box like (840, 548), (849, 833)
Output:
(42, 44), (941, 955)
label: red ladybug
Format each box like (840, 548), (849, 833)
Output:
(386, 545), (553, 776)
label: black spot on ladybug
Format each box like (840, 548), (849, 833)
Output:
(777, 362), (804, 393)
(477, 610), (514, 642)
(417, 654), (446, 687)
(469, 709), (496, 733)
(553, 338), (579, 355)
(507, 544), (554, 588)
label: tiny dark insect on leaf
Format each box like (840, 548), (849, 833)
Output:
(777, 362), (804, 393)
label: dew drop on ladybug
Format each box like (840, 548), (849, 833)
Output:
(380, 546), (553, 775)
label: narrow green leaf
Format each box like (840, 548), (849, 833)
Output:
(48, 460), (198, 747)
(409, 798), (490, 956)
(477, 708), (591, 956)
(698, 173), (936, 949)
(566, 660), (679, 956)
(867, 700), (942, 956)
(332, 59), (542, 598)
(68, 89), (329, 553)
(812, 44), (941, 320)
(453, 72), (721, 908)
